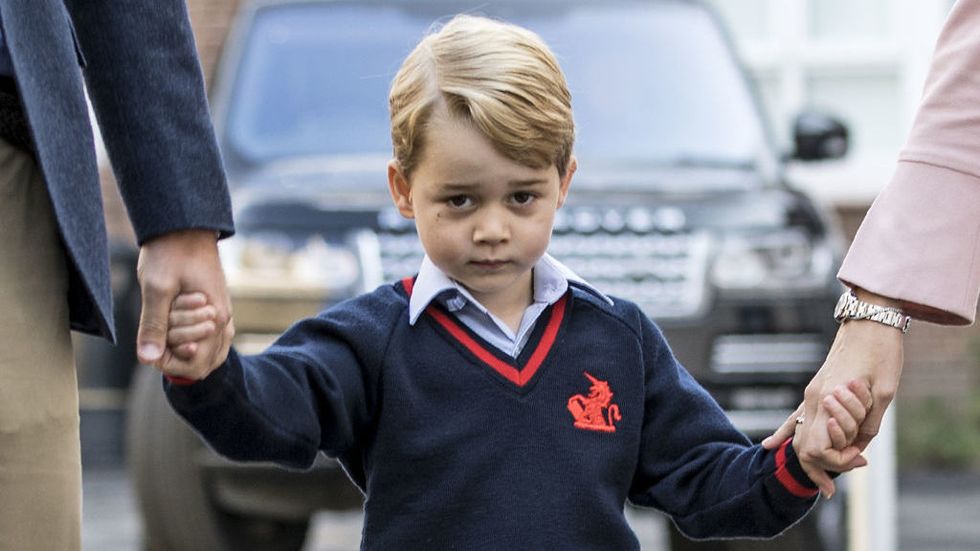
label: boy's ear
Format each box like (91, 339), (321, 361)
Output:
(387, 160), (415, 219)
(556, 156), (577, 209)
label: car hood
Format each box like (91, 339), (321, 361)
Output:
(231, 164), (816, 236)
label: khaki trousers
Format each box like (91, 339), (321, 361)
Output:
(0, 140), (81, 550)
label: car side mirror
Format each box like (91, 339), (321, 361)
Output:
(791, 111), (849, 161)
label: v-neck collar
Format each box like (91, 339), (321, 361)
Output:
(401, 277), (569, 389)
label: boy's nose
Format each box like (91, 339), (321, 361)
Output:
(472, 210), (510, 244)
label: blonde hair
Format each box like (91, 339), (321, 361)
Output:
(389, 14), (574, 178)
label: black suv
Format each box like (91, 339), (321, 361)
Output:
(123, 1), (850, 549)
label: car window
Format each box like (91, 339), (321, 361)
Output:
(224, 1), (767, 183)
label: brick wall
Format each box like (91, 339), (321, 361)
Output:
(186, 0), (243, 86)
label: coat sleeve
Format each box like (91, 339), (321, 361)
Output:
(627, 311), (819, 539)
(164, 294), (400, 470)
(838, 0), (980, 325)
(63, 1), (234, 243)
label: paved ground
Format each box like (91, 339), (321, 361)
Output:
(82, 466), (980, 550)
(81, 467), (668, 550)
(897, 471), (980, 551)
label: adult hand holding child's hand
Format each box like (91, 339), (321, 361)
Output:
(137, 229), (234, 381)
(763, 377), (875, 497)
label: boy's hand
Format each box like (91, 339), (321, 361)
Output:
(763, 379), (873, 498)
(160, 292), (233, 380)
(167, 292), (218, 358)
(822, 379), (873, 451)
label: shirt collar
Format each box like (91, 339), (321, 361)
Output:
(407, 253), (612, 326)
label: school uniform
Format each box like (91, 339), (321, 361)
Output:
(166, 258), (819, 549)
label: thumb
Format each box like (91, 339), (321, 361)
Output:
(137, 285), (174, 364)
(762, 404), (802, 450)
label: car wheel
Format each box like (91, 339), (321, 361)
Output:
(126, 365), (309, 551)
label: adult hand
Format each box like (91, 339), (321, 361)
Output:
(763, 289), (904, 493)
(136, 229), (233, 380)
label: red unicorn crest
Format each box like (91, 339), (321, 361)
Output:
(567, 372), (621, 433)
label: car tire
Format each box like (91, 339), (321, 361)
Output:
(126, 364), (228, 551)
(126, 365), (311, 551)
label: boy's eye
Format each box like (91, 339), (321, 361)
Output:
(447, 195), (473, 208)
(512, 191), (535, 205)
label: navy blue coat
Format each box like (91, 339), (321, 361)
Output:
(0, 0), (234, 341)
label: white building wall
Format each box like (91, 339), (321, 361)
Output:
(706, 0), (953, 205)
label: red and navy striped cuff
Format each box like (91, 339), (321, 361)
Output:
(164, 374), (198, 386)
(774, 438), (819, 498)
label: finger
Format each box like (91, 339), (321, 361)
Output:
(839, 448), (865, 469)
(157, 354), (192, 380)
(838, 448), (869, 470)
(799, 459), (836, 499)
(171, 342), (198, 361)
(172, 292), (209, 310)
(827, 418), (848, 450)
(853, 401), (889, 451)
(207, 319), (235, 371)
(155, 341), (182, 375)
(855, 378), (899, 450)
(797, 402), (834, 464)
(167, 321), (217, 346)
(833, 384), (869, 424)
(847, 379), (874, 411)
(762, 404), (802, 449)
(165, 318), (234, 381)
(169, 305), (217, 327)
(137, 278), (178, 364)
(156, 342), (203, 380)
(823, 395), (859, 444)
(822, 443), (864, 467)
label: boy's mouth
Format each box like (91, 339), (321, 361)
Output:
(470, 259), (509, 270)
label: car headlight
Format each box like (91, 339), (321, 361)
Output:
(221, 232), (361, 299)
(711, 229), (833, 292)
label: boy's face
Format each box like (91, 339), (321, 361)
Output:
(387, 113), (575, 310)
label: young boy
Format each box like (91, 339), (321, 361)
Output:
(162, 15), (871, 549)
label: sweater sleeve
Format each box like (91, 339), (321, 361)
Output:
(164, 291), (401, 470)
(627, 310), (819, 539)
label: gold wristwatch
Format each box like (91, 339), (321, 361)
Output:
(833, 289), (911, 334)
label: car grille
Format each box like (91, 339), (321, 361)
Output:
(711, 333), (828, 374)
(371, 206), (711, 319)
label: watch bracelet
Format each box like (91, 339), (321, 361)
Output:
(847, 301), (911, 333)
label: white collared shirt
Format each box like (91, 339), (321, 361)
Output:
(408, 254), (612, 357)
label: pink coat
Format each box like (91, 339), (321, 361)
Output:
(838, 0), (980, 325)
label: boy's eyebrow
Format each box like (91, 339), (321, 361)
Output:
(508, 178), (549, 187)
(437, 179), (550, 191)
(438, 182), (481, 192)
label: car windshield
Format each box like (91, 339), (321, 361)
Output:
(223, 1), (769, 185)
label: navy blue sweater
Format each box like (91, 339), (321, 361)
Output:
(166, 279), (819, 549)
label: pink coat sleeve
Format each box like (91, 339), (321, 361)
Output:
(838, 0), (980, 325)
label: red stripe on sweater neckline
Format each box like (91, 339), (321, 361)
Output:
(401, 276), (567, 387)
